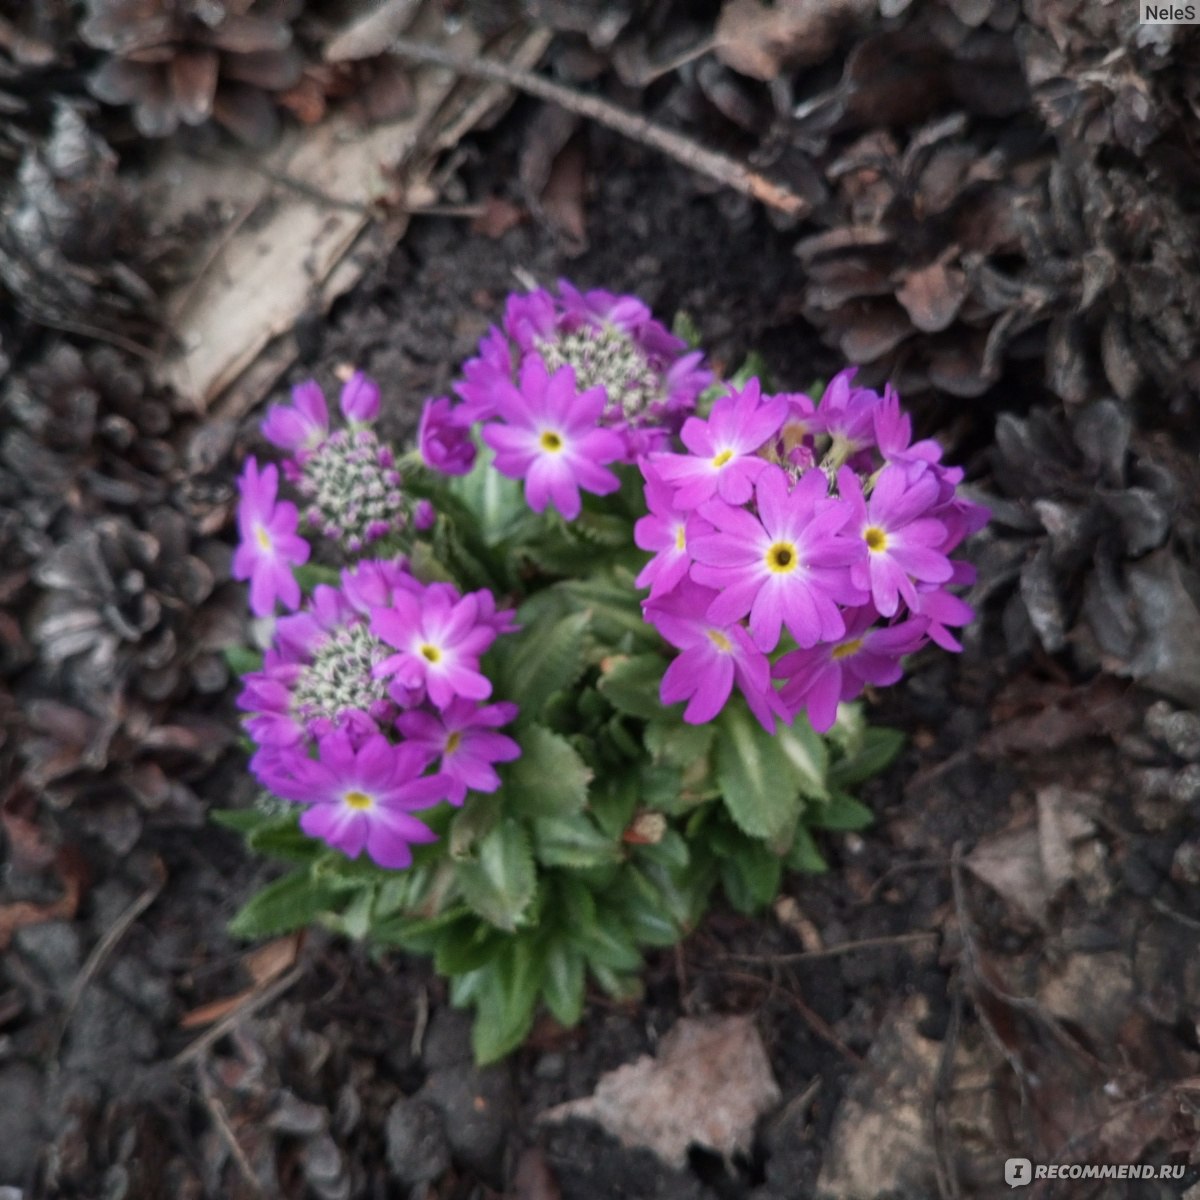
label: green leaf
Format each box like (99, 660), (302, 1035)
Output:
(212, 807), (272, 835)
(532, 812), (622, 868)
(449, 796), (501, 860)
(828, 727), (905, 789)
(223, 645), (263, 677)
(730, 350), (770, 389)
(644, 718), (714, 768)
(434, 919), (504, 976)
(672, 310), (703, 349)
(542, 941), (585, 1026)
(611, 868), (682, 947)
(469, 937), (543, 1063)
(588, 769), (640, 839)
(809, 791), (875, 831)
(229, 870), (339, 939)
(786, 825), (829, 874)
(775, 715), (830, 801)
(717, 839), (784, 914)
(597, 654), (669, 720)
(557, 573), (660, 648)
(448, 446), (530, 547)
(247, 814), (325, 865)
(457, 818), (536, 932)
(293, 563), (341, 591)
(578, 916), (643, 973)
(714, 702), (803, 844)
(499, 611), (590, 723)
(503, 725), (592, 819)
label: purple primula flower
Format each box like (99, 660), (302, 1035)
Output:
(807, 368), (882, 454)
(872, 386), (942, 466)
(340, 371), (381, 423)
(413, 499), (436, 531)
(481, 358), (624, 521)
(644, 579), (782, 731)
(396, 699), (521, 804)
(690, 465), (867, 652)
(262, 380), (330, 459)
(651, 379), (789, 508)
(455, 281), (711, 461)
(232, 456), (310, 617)
(838, 465), (953, 618)
(911, 560), (977, 651)
(419, 396), (477, 476)
(774, 606), (929, 732)
(371, 588), (498, 709)
(634, 466), (713, 600)
(269, 732), (450, 869)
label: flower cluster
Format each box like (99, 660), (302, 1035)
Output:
(239, 559), (520, 868)
(417, 281), (713, 519)
(261, 372), (414, 556)
(637, 370), (988, 732)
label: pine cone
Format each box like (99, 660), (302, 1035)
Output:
(82, 0), (306, 146)
(4, 341), (179, 509)
(977, 398), (1200, 703)
(31, 508), (244, 705)
(21, 697), (234, 843)
(0, 103), (157, 336)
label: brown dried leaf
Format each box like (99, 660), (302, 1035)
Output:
(471, 195), (525, 239)
(540, 1015), (779, 1168)
(541, 139), (588, 252)
(715, 0), (872, 81)
(0, 847), (87, 950)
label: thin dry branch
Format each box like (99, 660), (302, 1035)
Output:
(386, 36), (811, 218)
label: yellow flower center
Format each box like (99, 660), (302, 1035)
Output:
(255, 524), (272, 551)
(674, 525), (686, 552)
(445, 731), (462, 755)
(765, 541), (799, 573)
(831, 637), (864, 661)
(706, 629), (733, 653)
(540, 430), (564, 452)
(711, 448), (734, 468)
(420, 643), (442, 663)
(344, 790), (373, 811)
(864, 526), (888, 552)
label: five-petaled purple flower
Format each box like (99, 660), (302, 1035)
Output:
(838, 465), (952, 618)
(268, 732), (449, 869)
(233, 456), (310, 617)
(482, 358), (624, 520)
(371, 587), (500, 709)
(691, 465), (867, 652)
(774, 605), (929, 732)
(645, 579), (781, 731)
(397, 699), (521, 805)
(650, 379), (789, 509)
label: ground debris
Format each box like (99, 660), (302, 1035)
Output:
(540, 1014), (780, 1169)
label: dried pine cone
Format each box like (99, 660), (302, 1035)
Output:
(976, 398), (1200, 704)
(82, 0), (306, 146)
(31, 508), (244, 705)
(0, 103), (157, 338)
(21, 697), (234, 843)
(4, 341), (179, 511)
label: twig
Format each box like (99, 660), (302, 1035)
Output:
(53, 856), (167, 1057)
(173, 963), (305, 1068)
(386, 36), (810, 218)
(197, 1062), (264, 1196)
(930, 971), (965, 1200)
(410, 984), (429, 1060)
(722, 930), (938, 966)
(22, 311), (157, 361)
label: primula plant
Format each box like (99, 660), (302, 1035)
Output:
(220, 282), (988, 1062)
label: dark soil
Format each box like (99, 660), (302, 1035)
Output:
(5, 110), (1200, 1200)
